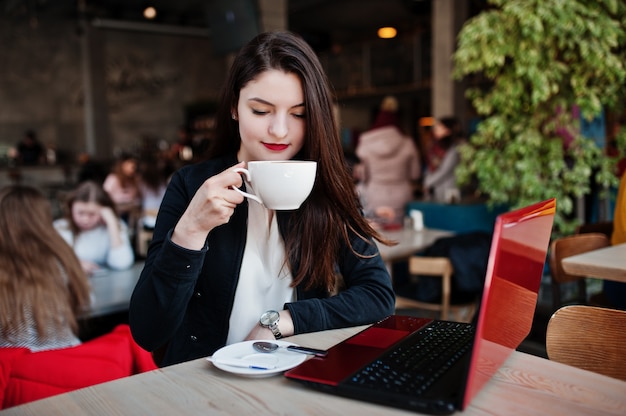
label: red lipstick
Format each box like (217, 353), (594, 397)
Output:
(263, 143), (289, 151)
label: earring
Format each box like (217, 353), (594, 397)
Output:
(231, 114), (237, 120)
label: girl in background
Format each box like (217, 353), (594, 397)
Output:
(137, 158), (168, 229)
(423, 117), (463, 203)
(54, 181), (134, 274)
(103, 153), (142, 222)
(0, 185), (91, 351)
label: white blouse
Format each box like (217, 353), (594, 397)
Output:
(226, 180), (295, 344)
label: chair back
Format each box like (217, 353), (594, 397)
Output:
(549, 233), (610, 284)
(546, 305), (626, 381)
(394, 256), (476, 322)
(575, 221), (613, 239)
(548, 233), (610, 309)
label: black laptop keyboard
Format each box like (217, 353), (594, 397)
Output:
(345, 321), (475, 397)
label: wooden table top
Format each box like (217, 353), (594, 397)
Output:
(561, 243), (626, 283)
(3, 325), (625, 415)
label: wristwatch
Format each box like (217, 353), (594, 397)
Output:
(259, 310), (283, 339)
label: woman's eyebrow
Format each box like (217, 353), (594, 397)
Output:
(248, 97), (305, 109)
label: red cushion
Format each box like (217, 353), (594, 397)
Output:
(0, 324), (157, 409)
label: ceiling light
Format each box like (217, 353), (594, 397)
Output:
(377, 27), (397, 39)
(143, 7), (157, 20)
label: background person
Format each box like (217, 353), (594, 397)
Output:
(0, 185), (91, 351)
(103, 153), (142, 223)
(137, 157), (168, 229)
(423, 117), (464, 203)
(54, 181), (135, 274)
(15, 129), (45, 165)
(354, 95), (421, 227)
(129, 31), (396, 367)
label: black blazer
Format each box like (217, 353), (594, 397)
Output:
(129, 154), (395, 366)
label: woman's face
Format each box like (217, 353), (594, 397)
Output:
(71, 201), (102, 231)
(121, 159), (137, 176)
(236, 69), (306, 162)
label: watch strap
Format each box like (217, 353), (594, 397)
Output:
(269, 323), (283, 340)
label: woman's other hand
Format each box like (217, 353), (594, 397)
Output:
(99, 206), (118, 227)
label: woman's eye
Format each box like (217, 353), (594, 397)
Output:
(251, 109), (268, 115)
(292, 113), (306, 119)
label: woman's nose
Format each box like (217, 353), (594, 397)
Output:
(269, 114), (288, 139)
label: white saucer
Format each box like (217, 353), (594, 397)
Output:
(207, 340), (307, 378)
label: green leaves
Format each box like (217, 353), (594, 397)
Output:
(453, 0), (626, 233)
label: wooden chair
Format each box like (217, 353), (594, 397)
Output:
(394, 256), (477, 323)
(136, 226), (154, 258)
(549, 233), (610, 310)
(546, 305), (626, 381)
(575, 221), (613, 239)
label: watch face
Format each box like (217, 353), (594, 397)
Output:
(260, 310), (279, 326)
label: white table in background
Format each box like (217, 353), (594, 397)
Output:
(561, 243), (626, 283)
(376, 227), (452, 272)
(83, 261), (145, 318)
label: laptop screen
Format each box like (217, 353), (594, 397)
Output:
(462, 198), (555, 408)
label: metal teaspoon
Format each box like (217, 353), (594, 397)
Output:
(252, 341), (328, 357)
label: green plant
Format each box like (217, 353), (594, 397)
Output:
(453, 0), (626, 233)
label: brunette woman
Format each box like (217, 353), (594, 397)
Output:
(129, 31), (395, 366)
(103, 153), (142, 222)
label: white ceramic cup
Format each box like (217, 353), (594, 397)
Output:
(232, 161), (317, 210)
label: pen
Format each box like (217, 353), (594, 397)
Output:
(286, 345), (328, 357)
(209, 357), (276, 370)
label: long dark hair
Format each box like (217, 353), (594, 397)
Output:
(210, 31), (393, 291)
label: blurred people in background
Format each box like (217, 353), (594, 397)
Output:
(168, 125), (195, 166)
(0, 185), (91, 351)
(76, 153), (109, 185)
(54, 181), (134, 274)
(76, 153), (108, 185)
(137, 158), (168, 229)
(354, 95), (421, 226)
(103, 153), (142, 222)
(423, 117), (464, 203)
(15, 129), (45, 165)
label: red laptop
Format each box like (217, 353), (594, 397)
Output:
(285, 199), (556, 414)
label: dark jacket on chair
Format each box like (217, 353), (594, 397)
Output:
(416, 232), (492, 303)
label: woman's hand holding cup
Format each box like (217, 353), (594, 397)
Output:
(172, 161), (246, 250)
